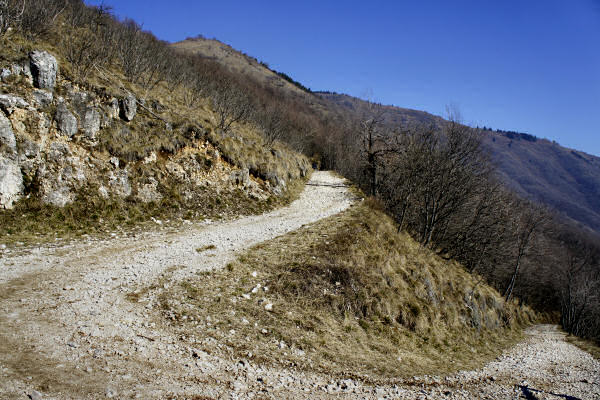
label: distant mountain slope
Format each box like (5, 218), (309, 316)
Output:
(322, 92), (600, 233)
(316, 91), (445, 128)
(481, 131), (600, 233)
(173, 38), (600, 235)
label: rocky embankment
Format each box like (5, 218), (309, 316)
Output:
(1, 50), (308, 212)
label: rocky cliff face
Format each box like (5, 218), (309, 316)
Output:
(0, 49), (309, 213)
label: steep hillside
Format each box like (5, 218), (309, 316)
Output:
(481, 130), (600, 233)
(172, 38), (315, 100)
(0, 33), (309, 244)
(172, 37), (600, 235)
(317, 91), (445, 128)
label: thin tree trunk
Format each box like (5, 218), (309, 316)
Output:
(504, 254), (522, 301)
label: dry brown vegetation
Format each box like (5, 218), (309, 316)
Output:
(565, 335), (600, 361)
(159, 200), (533, 379)
(0, 176), (308, 247)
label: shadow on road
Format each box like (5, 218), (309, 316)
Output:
(518, 385), (582, 400)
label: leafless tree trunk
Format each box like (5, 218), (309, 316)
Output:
(357, 107), (387, 196)
(503, 202), (549, 301)
(210, 77), (253, 133)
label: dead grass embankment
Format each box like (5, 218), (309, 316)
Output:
(160, 200), (535, 380)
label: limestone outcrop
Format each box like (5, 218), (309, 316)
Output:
(30, 51), (58, 90)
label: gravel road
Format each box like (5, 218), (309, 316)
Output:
(1, 171), (598, 399)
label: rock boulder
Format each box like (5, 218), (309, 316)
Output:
(119, 94), (137, 121)
(0, 94), (29, 112)
(0, 113), (23, 208)
(82, 108), (101, 140)
(30, 51), (58, 90)
(56, 103), (78, 137)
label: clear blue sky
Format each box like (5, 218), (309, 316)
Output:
(86, 0), (600, 156)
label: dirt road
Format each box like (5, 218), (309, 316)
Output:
(0, 171), (598, 399)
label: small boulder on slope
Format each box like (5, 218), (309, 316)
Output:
(119, 94), (137, 121)
(30, 50), (58, 90)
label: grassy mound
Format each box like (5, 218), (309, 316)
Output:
(159, 200), (535, 379)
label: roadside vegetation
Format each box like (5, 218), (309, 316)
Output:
(0, 177), (308, 246)
(160, 200), (533, 379)
(566, 335), (600, 361)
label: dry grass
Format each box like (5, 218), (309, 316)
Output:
(172, 38), (309, 98)
(0, 173), (308, 248)
(159, 200), (534, 381)
(565, 335), (600, 360)
(196, 244), (217, 253)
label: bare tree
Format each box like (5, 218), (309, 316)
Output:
(210, 77), (253, 133)
(61, 3), (116, 80)
(10, 0), (65, 39)
(259, 105), (286, 148)
(557, 230), (600, 337)
(417, 121), (491, 247)
(377, 125), (430, 231)
(503, 201), (549, 301)
(358, 106), (387, 196)
(0, 0), (24, 36)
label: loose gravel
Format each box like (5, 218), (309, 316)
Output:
(0, 171), (598, 399)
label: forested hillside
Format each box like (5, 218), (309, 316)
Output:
(322, 92), (600, 236)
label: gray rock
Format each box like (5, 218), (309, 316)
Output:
(98, 185), (109, 199)
(28, 390), (43, 400)
(32, 89), (53, 108)
(40, 177), (75, 207)
(11, 63), (32, 81)
(107, 98), (119, 119)
(56, 103), (78, 137)
(265, 171), (286, 195)
(299, 163), (309, 178)
(1, 64), (32, 82)
(71, 91), (89, 110)
(110, 156), (119, 169)
(0, 156), (23, 209)
(119, 94), (137, 121)
(19, 137), (40, 159)
(0, 113), (17, 153)
(0, 94), (29, 112)
(0, 114), (23, 208)
(30, 50), (58, 90)
(136, 177), (162, 203)
(47, 141), (70, 163)
(0, 68), (11, 82)
(82, 108), (101, 140)
(109, 169), (132, 198)
(230, 168), (250, 188)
